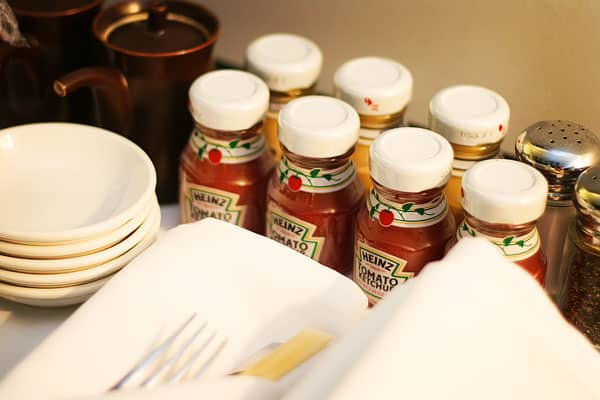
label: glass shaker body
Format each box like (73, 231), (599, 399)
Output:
(516, 120), (600, 301)
(561, 166), (600, 348)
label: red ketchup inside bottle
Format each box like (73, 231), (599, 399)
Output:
(265, 96), (364, 274)
(353, 127), (456, 305)
(179, 70), (274, 234)
(447, 159), (548, 284)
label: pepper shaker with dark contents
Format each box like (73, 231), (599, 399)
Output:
(516, 121), (600, 301)
(561, 166), (600, 349)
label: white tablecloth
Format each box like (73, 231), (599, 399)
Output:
(0, 204), (180, 379)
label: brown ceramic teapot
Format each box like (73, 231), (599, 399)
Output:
(0, 0), (103, 128)
(54, 1), (220, 203)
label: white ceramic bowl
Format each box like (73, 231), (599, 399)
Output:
(0, 202), (160, 273)
(0, 275), (111, 307)
(0, 205), (160, 288)
(0, 195), (155, 259)
(0, 123), (156, 243)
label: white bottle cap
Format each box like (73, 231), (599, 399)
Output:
(429, 85), (510, 146)
(462, 159), (548, 224)
(334, 57), (413, 116)
(188, 70), (269, 131)
(370, 127), (453, 192)
(246, 33), (323, 92)
(279, 96), (360, 158)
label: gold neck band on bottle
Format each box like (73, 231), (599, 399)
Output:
(270, 85), (317, 105)
(451, 142), (501, 161)
(359, 109), (406, 130)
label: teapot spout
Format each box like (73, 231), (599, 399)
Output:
(54, 67), (132, 136)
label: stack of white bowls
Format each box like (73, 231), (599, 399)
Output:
(0, 123), (159, 307)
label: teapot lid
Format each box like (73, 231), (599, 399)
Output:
(10, 0), (103, 17)
(95, 1), (219, 55)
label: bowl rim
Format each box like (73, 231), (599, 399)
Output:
(0, 195), (155, 259)
(0, 204), (160, 287)
(0, 123), (157, 243)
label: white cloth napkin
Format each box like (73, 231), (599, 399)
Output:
(0, 218), (367, 400)
(284, 237), (600, 400)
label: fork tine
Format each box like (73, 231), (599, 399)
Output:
(140, 324), (207, 388)
(192, 337), (228, 380)
(166, 331), (218, 383)
(110, 313), (197, 390)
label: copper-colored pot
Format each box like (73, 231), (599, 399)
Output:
(0, 0), (103, 127)
(54, 1), (220, 203)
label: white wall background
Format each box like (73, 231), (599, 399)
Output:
(110, 0), (600, 154)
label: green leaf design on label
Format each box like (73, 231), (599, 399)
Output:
(415, 208), (425, 215)
(197, 144), (207, 160)
(457, 220), (540, 261)
(401, 203), (413, 212)
(189, 130), (265, 164)
(276, 157), (355, 193)
(279, 172), (285, 183)
(369, 206), (377, 218)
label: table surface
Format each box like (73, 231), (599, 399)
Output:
(0, 204), (180, 380)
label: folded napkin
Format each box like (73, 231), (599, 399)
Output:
(0, 219), (367, 400)
(284, 238), (600, 400)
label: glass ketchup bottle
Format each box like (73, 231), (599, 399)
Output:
(429, 85), (510, 223)
(179, 70), (274, 234)
(334, 57), (413, 192)
(354, 127), (456, 305)
(452, 159), (548, 284)
(265, 96), (364, 274)
(246, 33), (322, 160)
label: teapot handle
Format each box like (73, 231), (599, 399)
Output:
(53, 67), (132, 136)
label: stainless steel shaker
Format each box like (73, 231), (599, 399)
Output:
(516, 120), (600, 301)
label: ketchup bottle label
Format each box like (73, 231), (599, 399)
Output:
(368, 188), (449, 228)
(190, 130), (266, 165)
(457, 220), (541, 261)
(277, 157), (356, 194)
(181, 183), (246, 225)
(266, 203), (325, 260)
(354, 241), (414, 305)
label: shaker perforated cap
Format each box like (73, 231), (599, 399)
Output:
(370, 127), (453, 192)
(334, 57), (413, 116)
(516, 120), (600, 201)
(188, 70), (269, 131)
(462, 159), (548, 224)
(429, 85), (510, 146)
(246, 33), (323, 92)
(278, 96), (360, 158)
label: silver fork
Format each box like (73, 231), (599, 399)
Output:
(110, 313), (228, 390)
